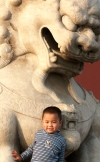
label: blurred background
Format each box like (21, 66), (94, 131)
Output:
(75, 60), (100, 100)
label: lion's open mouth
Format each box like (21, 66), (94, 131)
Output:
(41, 27), (84, 77)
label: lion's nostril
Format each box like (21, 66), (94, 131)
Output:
(77, 34), (98, 53)
(78, 45), (82, 49)
(89, 50), (93, 53)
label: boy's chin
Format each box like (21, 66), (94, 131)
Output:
(46, 129), (57, 134)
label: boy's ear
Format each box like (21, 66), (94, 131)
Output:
(60, 120), (63, 125)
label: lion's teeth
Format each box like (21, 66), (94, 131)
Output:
(58, 44), (61, 48)
(49, 52), (55, 57)
(50, 56), (57, 63)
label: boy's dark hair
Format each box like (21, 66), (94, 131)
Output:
(42, 106), (62, 120)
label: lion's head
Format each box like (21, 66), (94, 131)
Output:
(0, 0), (100, 89)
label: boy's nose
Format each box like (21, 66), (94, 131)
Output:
(48, 122), (52, 126)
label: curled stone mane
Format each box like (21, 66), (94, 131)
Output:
(0, 0), (22, 69)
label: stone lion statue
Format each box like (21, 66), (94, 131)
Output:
(0, 0), (100, 162)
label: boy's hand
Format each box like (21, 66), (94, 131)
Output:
(12, 150), (22, 161)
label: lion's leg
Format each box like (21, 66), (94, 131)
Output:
(66, 134), (100, 162)
(0, 107), (19, 162)
(83, 134), (100, 162)
(66, 142), (89, 162)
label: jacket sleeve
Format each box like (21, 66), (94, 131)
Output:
(20, 142), (35, 161)
(20, 133), (37, 161)
(58, 141), (66, 162)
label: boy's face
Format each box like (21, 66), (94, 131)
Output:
(42, 113), (62, 133)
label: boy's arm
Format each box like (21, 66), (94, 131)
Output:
(20, 142), (35, 161)
(21, 132), (38, 161)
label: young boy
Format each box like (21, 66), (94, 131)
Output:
(12, 106), (67, 162)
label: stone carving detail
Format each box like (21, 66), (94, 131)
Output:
(61, 104), (81, 156)
(0, 0), (100, 162)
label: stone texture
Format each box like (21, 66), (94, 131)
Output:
(0, 0), (100, 162)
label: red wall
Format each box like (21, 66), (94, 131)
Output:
(75, 60), (100, 100)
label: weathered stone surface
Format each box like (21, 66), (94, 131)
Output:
(0, 0), (100, 161)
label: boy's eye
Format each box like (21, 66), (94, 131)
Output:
(53, 121), (56, 123)
(45, 121), (49, 123)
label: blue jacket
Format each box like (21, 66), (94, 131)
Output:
(21, 130), (66, 162)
